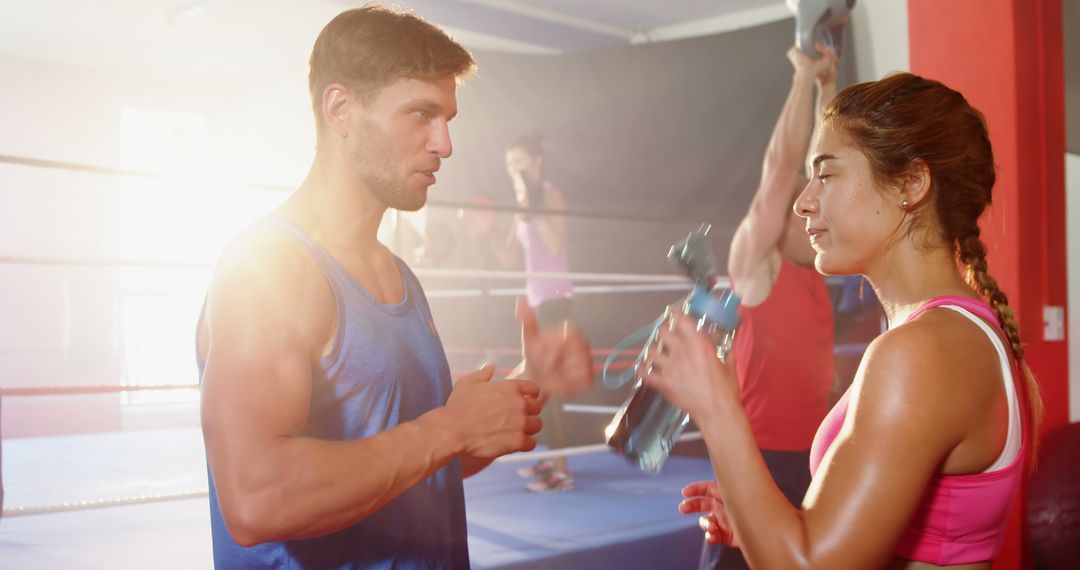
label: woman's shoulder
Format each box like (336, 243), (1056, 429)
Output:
(854, 308), (1000, 423)
(865, 308), (995, 378)
(859, 318), (953, 393)
(864, 310), (989, 397)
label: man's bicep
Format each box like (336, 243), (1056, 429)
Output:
(730, 171), (796, 267)
(727, 219), (758, 279)
(201, 335), (313, 442)
(727, 222), (777, 306)
(200, 249), (320, 457)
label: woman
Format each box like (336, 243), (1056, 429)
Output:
(644, 73), (1042, 569)
(500, 131), (576, 492)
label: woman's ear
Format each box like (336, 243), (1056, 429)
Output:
(899, 158), (932, 209)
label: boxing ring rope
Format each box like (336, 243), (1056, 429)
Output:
(0, 253), (707, 299)
(0, 384), (202, 398)
(3, 490), (212, 518)
(0, 153), (702, 225)
(0, 371), (692, 519)
(0, 433), (710, 519)
(0, 254), (720, 286)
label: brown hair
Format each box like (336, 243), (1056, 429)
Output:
(508, 130), (545, 158)
(825, 72), (1042, 465)
(308, 4), (476, 136)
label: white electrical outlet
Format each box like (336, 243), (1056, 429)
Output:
(1043, 305), (1065, 341)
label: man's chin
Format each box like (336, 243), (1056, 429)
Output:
(392, 189), (428, 212)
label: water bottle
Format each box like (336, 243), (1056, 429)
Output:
(604, 228), (742, 473)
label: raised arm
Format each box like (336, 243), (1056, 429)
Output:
(807, 53), (838, 179)
(728, 47), (837, 305)
(201, 231), (541, 546)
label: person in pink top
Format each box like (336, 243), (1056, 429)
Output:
(500, 131), (578, 492)
(642, 72), (1044, 569)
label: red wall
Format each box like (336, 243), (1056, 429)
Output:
(908, 0), (1069, 568)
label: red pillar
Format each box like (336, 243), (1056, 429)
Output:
(908, 1), (1069, 568)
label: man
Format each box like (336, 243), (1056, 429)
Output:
(690, 45), (838, 570)
(196, 6), (593, 568)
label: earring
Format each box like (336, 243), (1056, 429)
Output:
(900, 199), (910, 209)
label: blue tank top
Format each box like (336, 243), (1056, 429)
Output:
(202, 219), (469, 569)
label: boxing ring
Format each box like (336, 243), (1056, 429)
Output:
(0, 152), (878, 569)
(0, 280), (720, 570)
(0, 427), (715, 570)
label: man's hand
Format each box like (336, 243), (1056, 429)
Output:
(443, 364), (543, 458)
(680, 480), (739, 546)
(517, 298), (594, 398)
(787, 42), (837, 83)
(814, 43), (839, 88)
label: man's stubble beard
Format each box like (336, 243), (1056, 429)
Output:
(355, 118), (426, 213)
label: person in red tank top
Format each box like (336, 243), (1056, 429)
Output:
(693, 44), (838, 570)
(641, 70), (1045, 569)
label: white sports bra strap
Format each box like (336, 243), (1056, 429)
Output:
(940, 305), (1021, 472)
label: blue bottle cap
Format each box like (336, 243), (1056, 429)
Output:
(685, 284), (741, 331)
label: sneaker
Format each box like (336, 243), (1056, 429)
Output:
(525, 470), (574, 493)
(516, 460), (556, 479)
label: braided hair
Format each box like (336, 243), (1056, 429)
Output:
(825, 73), (1042, 465)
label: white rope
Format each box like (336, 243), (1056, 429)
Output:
(494, 431), (703, 463)
(2, 433), (705, 517)
(0, 256), (738, 290)
(1, 490), (209, 518)
(416, 267), (713, 284)
(425, 282), (693, 299)
(562, 404), (621, 414)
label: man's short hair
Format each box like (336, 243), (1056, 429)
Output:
(308, 4), (476, 134)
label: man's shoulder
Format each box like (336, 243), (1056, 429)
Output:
(210, 220), (331, 313)
(205, 220), (336, 352)
(216, 220), (316, 277)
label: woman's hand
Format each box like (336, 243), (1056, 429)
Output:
(640, 313), (740, 418)
(680, 480), (739, 546)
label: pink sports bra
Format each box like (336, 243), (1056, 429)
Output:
(809, 296), (1026, 565)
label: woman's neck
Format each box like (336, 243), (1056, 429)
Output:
(865, 243), (978, 328)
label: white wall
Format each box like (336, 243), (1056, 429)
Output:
(850, 0), (910, 82)
(0, 54), (311, 436)
(1068, 152), (1080, 421)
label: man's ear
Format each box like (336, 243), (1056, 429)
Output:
(322, 83), (353, 139)
(899, 158), (932, 208)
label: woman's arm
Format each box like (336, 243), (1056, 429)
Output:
(645, 313), (1000, 569)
